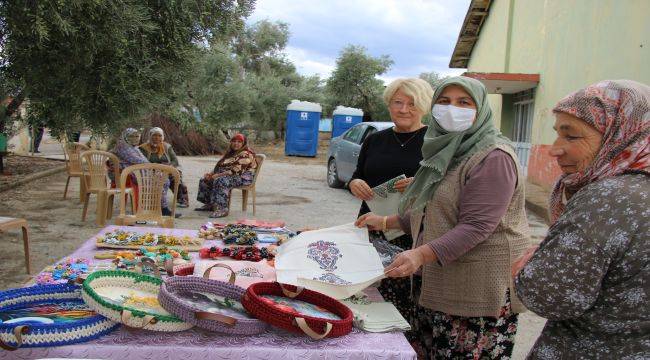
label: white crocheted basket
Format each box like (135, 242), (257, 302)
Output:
(0, 284), (118, 350)
(81, 271), (193, 332)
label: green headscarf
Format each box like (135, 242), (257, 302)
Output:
(398, 76), (513, 214)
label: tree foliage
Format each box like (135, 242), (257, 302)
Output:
(170, 19), (325, 142)
(325, 45), (393, 121)
(419, 71), (449, 91)
(0, 0), (255, 136)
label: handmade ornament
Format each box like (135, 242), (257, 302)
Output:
(275, 223), (385, 299)
(222, 224), (258, 245)
(81, 271), (193, 331)
(242, 282), (353, 339)
(159, 264), (268, 334)
(96, 230), (203, 250)
(199, 246), (274, 262)
(35, 258), (91, 285)
(0, 284), (118, 350)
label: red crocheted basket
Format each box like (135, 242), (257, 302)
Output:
(171, 263), (194, 277)
(242, 282), (353, 339)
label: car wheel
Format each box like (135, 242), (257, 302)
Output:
(327, 158), (344, 188)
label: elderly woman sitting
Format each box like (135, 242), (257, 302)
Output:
(514, 80), (649, 358)
(112, 128), (179, 218)
(139, 127), (190, 208)
(195, 133), (257, 218)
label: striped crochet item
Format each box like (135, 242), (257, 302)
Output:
(0, 284), (118, 349)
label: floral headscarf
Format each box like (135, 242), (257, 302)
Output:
(217, 133), (255, 166)
(113, 128), (149, 169)
(550, 80), (650, 222)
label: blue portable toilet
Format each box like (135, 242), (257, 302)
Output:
(331, 106), (363, 138)
(285, 100), (322, 157)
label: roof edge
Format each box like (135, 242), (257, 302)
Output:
(448, 0), (493, 69)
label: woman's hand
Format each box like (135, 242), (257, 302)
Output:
(349, 179), (374, 201)
(511, 246), (539, 278)
(203, 172), (213, 180)
(394, 177), (414, 192)
(355, 212), (385, 231)
(384, 247), (431, 278)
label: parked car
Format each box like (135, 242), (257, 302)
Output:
(327, 121), (394, 188)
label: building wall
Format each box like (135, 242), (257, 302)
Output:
(466, 0), (650, 189)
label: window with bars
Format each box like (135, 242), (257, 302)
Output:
(511, 89), (535, 176)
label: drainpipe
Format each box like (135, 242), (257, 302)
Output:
(504, 0), (515, 72)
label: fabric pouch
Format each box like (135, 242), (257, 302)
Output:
(193, 260), (276, 289)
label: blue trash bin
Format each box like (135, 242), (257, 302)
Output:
(331, 106), (363, 138)
(285, 100), (322, 157)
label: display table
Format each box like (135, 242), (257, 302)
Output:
(3, 226), (416, 360)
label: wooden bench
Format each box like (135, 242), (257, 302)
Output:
(0, 217), (31, 274)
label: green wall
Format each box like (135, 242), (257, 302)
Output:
(467, 0), (650, 145)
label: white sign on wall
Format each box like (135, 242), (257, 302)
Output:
(345, 116), (352, 123)
(300, 112), (308, 120)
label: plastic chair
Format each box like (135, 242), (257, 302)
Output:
(0, 217), (30, 274)
(116, 163), (180, 228)
(62, 142), (90, 201)
(231, 154), (265, 215)
(80, 150), (133, 226)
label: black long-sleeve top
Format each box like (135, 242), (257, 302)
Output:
(350, 126), (426, 216)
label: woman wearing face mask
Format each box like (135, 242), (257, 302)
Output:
(195, 133), (257, 218)
(348, 78), (433, 336)
(513, 80), (649, 359)
(139, 127), (190, 208)
(112, 128), (179, 217)
(356, 76), (531, 359)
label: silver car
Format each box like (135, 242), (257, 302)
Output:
(327, 121), (394, 188)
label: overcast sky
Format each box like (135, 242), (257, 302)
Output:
(247, 0), (471, 84)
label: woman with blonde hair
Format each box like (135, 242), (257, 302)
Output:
(348, 77), (433, 341)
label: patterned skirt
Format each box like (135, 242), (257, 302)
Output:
(196, 171), (253, 211)
(411, 276), (519, 360)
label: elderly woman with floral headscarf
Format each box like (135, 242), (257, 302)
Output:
(195, 133), (257, 218)
(139, 127), (189, 208)
(356, 76), (531, 359)
(113, 128), (179, 217)
(513, 80), (649, 359)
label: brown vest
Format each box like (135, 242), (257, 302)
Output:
(411, 144), (531, 317)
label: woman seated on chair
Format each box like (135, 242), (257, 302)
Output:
(138, 127), (190, 208)
(112, 128), (180, 218)
(196, 133), (257, 218)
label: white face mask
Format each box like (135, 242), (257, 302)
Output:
(432, 104), (476, 132)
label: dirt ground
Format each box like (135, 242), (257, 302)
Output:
(0, 155), (64, 187)
(0, 152), (546, 359)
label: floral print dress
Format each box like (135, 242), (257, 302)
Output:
(196, 150), (257, 212)
(411, 275), (519, 360)
(515, 173), (649, 359)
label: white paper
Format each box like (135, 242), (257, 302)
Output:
(275, 223), (385, 299)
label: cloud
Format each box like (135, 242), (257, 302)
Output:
(248, 0), (471, 78)
(284, 46), (335, 78)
